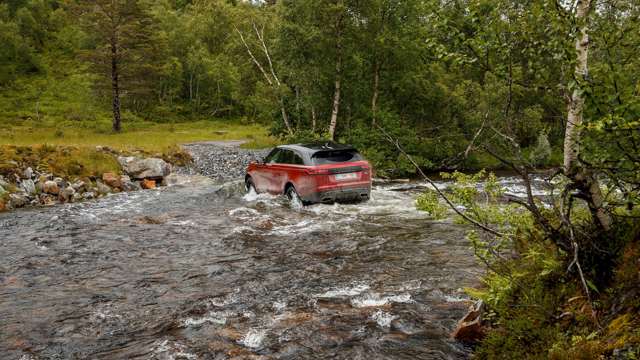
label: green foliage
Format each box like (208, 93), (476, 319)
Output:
(415, 190), (448, 219)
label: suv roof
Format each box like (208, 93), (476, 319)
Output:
(278, 142), (357, 156)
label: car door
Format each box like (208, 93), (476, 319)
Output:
(267, 149), (292, 193)
(254, 148), (280, 193)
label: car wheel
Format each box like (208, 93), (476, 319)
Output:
(245, 177), (256, 193)
(285, 185), (304, 208)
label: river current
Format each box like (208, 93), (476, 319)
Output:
(0, 174), (541, 359)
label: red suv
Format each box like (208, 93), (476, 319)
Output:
(245, 142), (372, 204)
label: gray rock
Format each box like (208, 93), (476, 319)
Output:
(179, 142), (269, 182)
(23, 167), (34, 179)
(53, 177), (65, 188)
(71, 180), (86, 192)
(121, 175), (141, 191)
(9, 193), (27, 208)
(82, 191), (96, 200)
(21, 179), (36, 195)
(117, 156), (172, 180)
(59, 187), (75, 203)
(96, 181), (111, 195)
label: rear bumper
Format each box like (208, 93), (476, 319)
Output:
(303, 186), (371, 204)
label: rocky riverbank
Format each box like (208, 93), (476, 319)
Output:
(0, 145), (182, 212)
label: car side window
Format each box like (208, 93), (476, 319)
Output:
(277, 150), (293, 164)
(291, 152), (304, 165)
(264, 148), (280, 164)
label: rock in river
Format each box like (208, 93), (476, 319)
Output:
(59, 187), (75, 203)
(21, 179), (36, 196)
(141, 179), (156, 189)
(118, 156), (171, 180)
(9, 193), (27, 208)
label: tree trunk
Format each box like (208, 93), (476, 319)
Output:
(563, 0), (611, 231)
(110, 35), (121, 133)
(311, 105), (317, 133)
(563, 0), (591, 172)
(328, 26), (342, 141)
(371, 61), (380, 125)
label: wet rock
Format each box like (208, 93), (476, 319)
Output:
(96, 181), (111, 195)
(0, 200), (5, 212)
(9, 193), (27, 208)
(43, 181), (60, 195)
(118, 156), (171, 180)
(59, 187), (75, 203)
(141, 179), (156, 189)
(82, 191), (96, 200)
(452, 300), (486, 343)
(23, 167), (33, 179)
(21, 179), (36, 196)
(102, 172), (122, 189)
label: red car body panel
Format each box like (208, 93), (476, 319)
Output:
(246, 144), (372, 203)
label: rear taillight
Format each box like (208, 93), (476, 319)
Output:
(305, 168), (331, 175)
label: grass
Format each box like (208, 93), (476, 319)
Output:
(0, 119), (277, 153)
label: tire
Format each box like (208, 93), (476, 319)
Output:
(285, 185), (304, 208)
(245, 177), (256, 193)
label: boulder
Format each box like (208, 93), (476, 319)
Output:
(43, 180), (60, 195)
(102, 172), (122, 189)
(59, 187), (76, 203)
(141, 179), (156, 189)
(23, 167), (33, 179)
(452, 300), (487, 343)
(120, 175), (141, 191)
(21, 179), (36, 196)
(118, 156), (171, 180)
(9, 193), (27, 208)
(96, 181), (111, 195)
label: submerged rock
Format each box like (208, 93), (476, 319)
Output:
(118, 156), (171, 180)
(96, 181), (111, 195)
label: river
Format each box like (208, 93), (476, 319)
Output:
(0, 171), (542, 359)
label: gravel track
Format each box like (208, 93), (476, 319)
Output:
(180, 141), (270, 182)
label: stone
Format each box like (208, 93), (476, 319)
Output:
(0, 184), (6, 195)
(82, 191), (96, 200)
(39, 194), (56, 206)
(71, 180), (86, 192)
(23, 167), (33, 179)
(141, 179), (156, 189)
(9, 193), (27, 208)
(96, 181), (111, 195)
(59, 187), (75, 203)
(0, 200), (5, 212)
(118, 156), (171, 180)
(121, 175), (141, 191)
(42, 180), (60, 195)
(21, 179), (36, 196)
(452, 300), (486, 343)
(102, 172), (122, 189)
(53, 177), (66, 189)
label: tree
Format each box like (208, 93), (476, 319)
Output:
(76, 0), (157, 132)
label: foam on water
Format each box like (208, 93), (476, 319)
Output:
(316, 283), (370, 298)
(371, 310), (398, 328)
(182, 311), (230, 327)
(351, 293), (413, 308)
(238, 328), (267, 349)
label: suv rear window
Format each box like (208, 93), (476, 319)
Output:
(312, 150), (363, 165)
